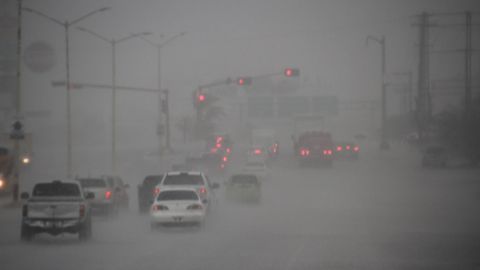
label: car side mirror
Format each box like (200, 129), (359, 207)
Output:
(85, 192), (95, 199)
(211, 183), (220, 189)
(20, 192), (29, 200)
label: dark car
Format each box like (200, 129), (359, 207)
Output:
(137, 174), (164, 212)
(422, 146), (448, 168)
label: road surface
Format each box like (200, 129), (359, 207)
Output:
(1, 143), (480, 270)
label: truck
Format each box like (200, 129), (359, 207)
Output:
(291, 115), (334, 167)
(20, 180), (94, 241)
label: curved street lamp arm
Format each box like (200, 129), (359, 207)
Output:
(76, 27), (111, 43)
(70, 7), (110, 26)
(22, 7), (64, 26)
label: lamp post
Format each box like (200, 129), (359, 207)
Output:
(367, 35), (389, 150)
(23, 6), (110, 177)
(141, 32), (186, 153)
(76, 27), (151, 173)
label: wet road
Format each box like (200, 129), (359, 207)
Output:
(1, 144), (480, 270)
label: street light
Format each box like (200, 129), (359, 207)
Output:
(366, 35), (389, 150)
(76, 27), (151, 173)
(141, 32), (187, 153)
(23, 6), (110, 177)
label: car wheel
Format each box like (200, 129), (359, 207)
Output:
(20, 224), (34, 242)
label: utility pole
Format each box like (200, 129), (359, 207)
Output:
(163, 89), (171, 152)
(464, 11), (472, 122)
(367, 35), (389, 150)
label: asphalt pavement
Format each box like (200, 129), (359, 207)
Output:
(1, 142), (480, 270)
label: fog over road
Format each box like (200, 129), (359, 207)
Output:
(1, 144), (480, 270)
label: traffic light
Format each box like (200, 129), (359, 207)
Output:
(284, 68), (300, 77)
(236, 77), (252, 86)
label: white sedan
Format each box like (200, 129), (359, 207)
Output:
(150, 187), (206, 228)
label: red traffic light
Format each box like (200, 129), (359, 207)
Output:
(284, 68), (300, 77)
(236, 77), (252, 86)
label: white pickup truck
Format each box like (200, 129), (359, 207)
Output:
(20, 180), (94, 241)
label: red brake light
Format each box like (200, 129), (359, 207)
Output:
(254, 149), (262, 155)
(216, 143), (222, 148)
(79, 204), (86, 218)
(353, 146), (359, 152)
(226, 148), (231, 154)
(154, 187), (160, 195)
(336, 146), (342, 151)
(152, 205), (168, 211)
(105, 190), (112, 200)
(199, 187), (207, 194)
(223, 156), (228, 162)
(346, 145), (351, 150)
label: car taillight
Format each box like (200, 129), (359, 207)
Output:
(254, 149), (262, 155)
(105, 190), (112, 200)
(186, 204), (203, 210)
(300, 148), (310, 156)
(336, 146), (342, 151)
(226, 148), (231, 154)
(79, 204), (86, 218)
(353, 146), (359, 152)
(154, 187), (160, 195)
(323, 149), (332, 155)
(346, 145), (351, 150)
(216, 143), (222, 148)
(152, 205), (168, 211)
(22, 205), (28, 217)
(211, 147), (218, 153)
(223, 156), (228, 162)
(199, 187), (207, 195)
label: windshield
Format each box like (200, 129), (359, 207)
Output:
(32, 182), (81, 197)
(78, 178), (106, 188)
(156, 190), (199, 201)
(162, 174), (204, 186)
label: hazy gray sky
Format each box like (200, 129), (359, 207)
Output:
(19, 0), (479, 129)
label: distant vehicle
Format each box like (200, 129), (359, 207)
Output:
(138, 174), (164, 213)
(334, 141), (360, 160)
(293, 131), (334, 167)
(422, 146), (448, 168)
(243, 161), (271, 181)
(251, 129), (279, 159)
(206, 133), (233, 155)
(225, 174), (261, 203)
(150, 187), (206, 229)
(188, 152), (228, 176)
(77, 175), (129, 216)
(247, 145), (269, 164)
(155, 171), (220, 208)
(20, 180), (94, 241)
